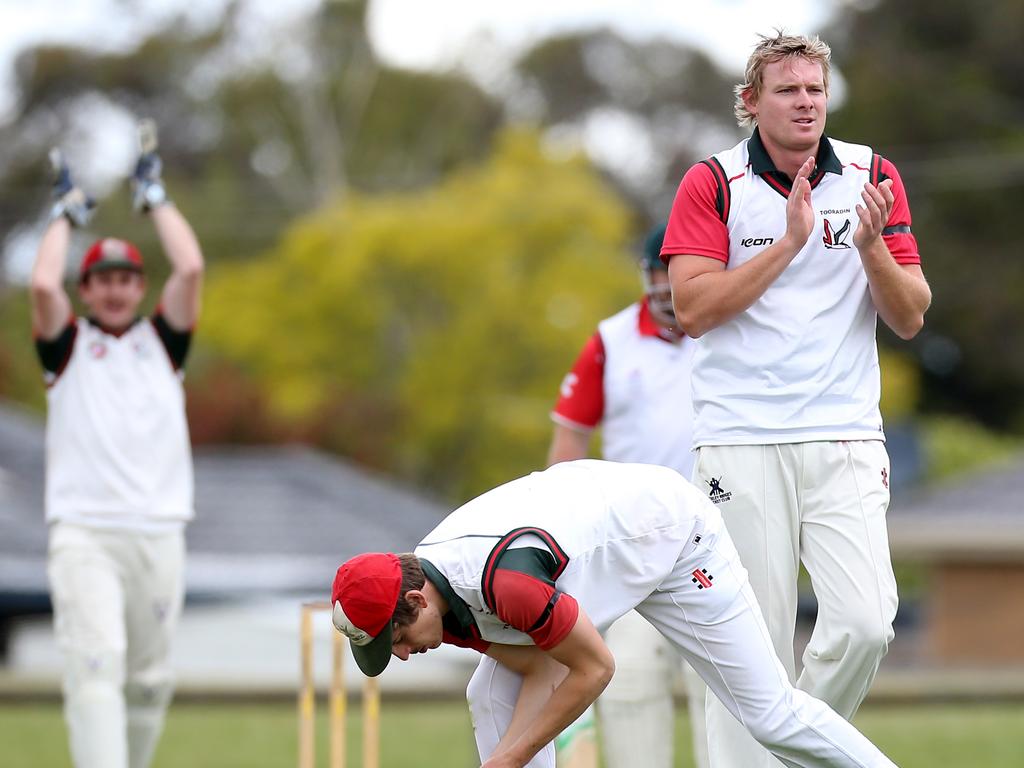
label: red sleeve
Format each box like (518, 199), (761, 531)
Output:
(878, 157), (921, 265)
(490, 569), (579, 651)
(551, 332), (605, 430)
(442, 630), (491, 653)
(661, 162), (731, 264)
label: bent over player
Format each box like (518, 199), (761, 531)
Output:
(331, 461), (899, 768)
(548, 224), (707, 768)
(661, 32), (930, 768)
(30, 127), (204, 768)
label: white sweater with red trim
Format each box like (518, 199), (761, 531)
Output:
(414, 460), (717, 645)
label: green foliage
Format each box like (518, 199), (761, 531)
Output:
(0, 0), (503, 268)
(879, 349), (921, 422)
(200, 129), (637, 499)
(825, 0), (1024, 431)
(0, 290), (46, 409)
(514, 29), (740, 215)
(919, 414), (1023, 483)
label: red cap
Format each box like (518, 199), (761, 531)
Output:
(79, 238), (144, 281)
(331, 552), (401, 677)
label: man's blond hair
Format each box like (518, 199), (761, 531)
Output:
(734, 32), (832, 128)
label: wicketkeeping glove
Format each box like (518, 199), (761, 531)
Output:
(48, 148), (96, 228)
(130, 119), (169, 213)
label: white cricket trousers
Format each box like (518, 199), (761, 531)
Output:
(695, 441), (898, 768)
(466, 521), (897, 768)
(48, 521), (185, 768)
(598, 609), (709, 768)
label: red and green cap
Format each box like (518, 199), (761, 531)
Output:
(79, 238), (144, 282)
(331, 552), (402, 677)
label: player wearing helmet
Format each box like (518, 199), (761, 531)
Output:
(547, 225), (707, 768)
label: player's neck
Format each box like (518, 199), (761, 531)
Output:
(423, 580), (450, 616)
(770, 143), (815, 181)
(760, 136), (820, 182)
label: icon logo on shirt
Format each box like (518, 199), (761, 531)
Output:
(692, 569), (714, 589)
(88, 341), (107, 359)
(706, 476), (732, 504)
(822, 218), (852, 249)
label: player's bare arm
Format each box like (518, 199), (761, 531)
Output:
(483, 644), (568, 760)
(480, 611), (614, 768)
(130, 120), (205, 332)
(546, 424), (591, 466)
(670, 156), (816, 338)
(31, 150), (96, 340)
(151, 204), (204, 331)
(30, 218), (74, 340)
(853, 179), (931, 339)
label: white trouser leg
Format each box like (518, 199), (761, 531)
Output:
(597, 610), (674, 768)
(695, 445), (799, 768)
(637, 523), (897, 768)
(48, 523), (129, 768)
(798, 441), (897, 718)
(124, 531), (185, 768)
(467, 656), (556, 768)
(695, 443), (898, 768)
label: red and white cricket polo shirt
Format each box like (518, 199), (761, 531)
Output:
(661, 129), (921, 448)
(552, 299), (696, 477)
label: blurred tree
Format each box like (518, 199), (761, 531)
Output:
(879, 348), (921, 423)
(824, 0), (1024, 431)
(512, 29), (740, 217)
(199, 129), (638, 499)
(0, 292), (44, 409)
(0, 0), (501, 403)
(0, 0), (502, 250)
(921, 414), (1023, 482)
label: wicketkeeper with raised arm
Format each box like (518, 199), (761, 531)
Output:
(30, 123), (204, 768)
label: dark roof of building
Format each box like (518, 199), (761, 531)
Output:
(0, 402), (447, 600)
(888, 456), (1024, 561)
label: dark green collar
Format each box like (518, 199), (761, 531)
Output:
(747, 127), (843, 179)
(420, 558), (477, 633)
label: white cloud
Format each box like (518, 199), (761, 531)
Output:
(367, 0), (836, 75)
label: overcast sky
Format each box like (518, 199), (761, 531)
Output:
(368, 0), (834, 72)
(0, 0), (836, 279)
(0, 0), (836, 118)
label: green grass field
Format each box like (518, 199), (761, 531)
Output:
(3, 700), (1023, 767)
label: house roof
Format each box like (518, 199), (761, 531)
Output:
(0, 402), (447, 600)
(888, 456), (1024, 562)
